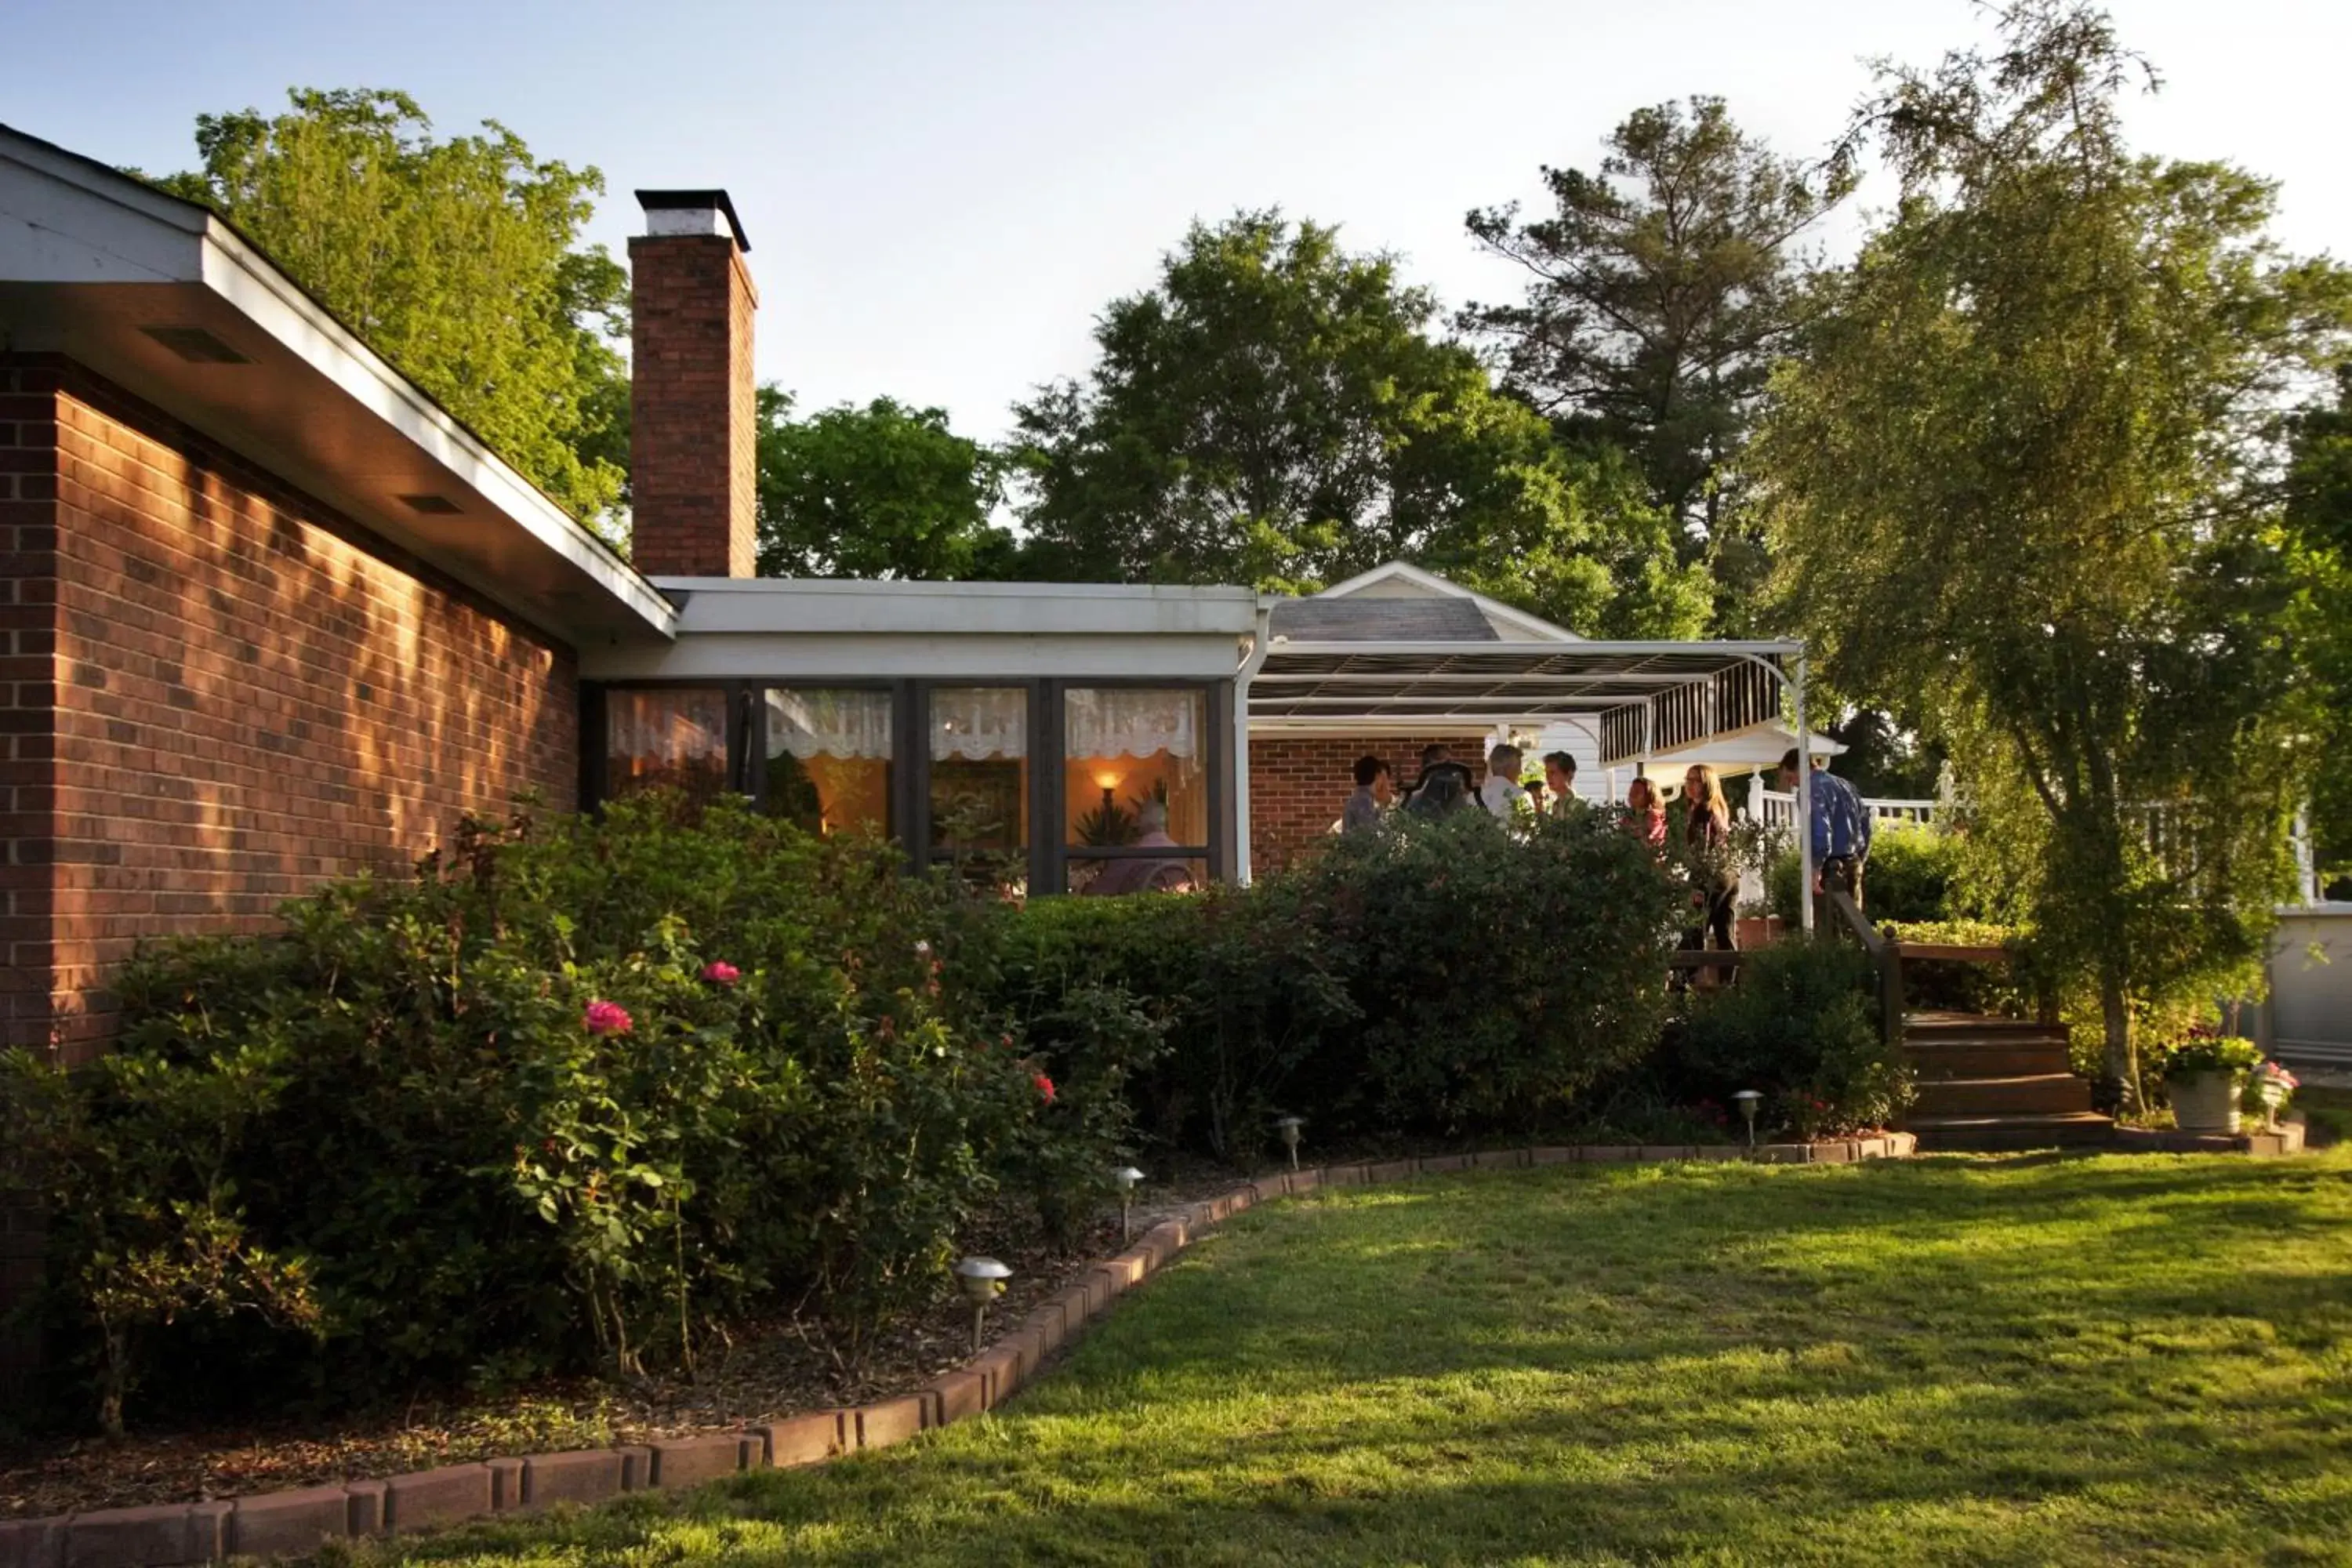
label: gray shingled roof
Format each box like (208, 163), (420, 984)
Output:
(1267, 596), (1500, 643)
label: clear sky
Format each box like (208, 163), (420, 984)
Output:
(8, 0), (2344, 443)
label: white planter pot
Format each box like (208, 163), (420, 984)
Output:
(2171, 1070), (2241, 1134)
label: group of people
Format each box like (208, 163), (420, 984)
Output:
(1341, 742), (1582, 828)
(1338, 743), (1875, 965)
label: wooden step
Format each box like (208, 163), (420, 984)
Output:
(1904, 1042), (2075, 1079)
(1904, 1012), (2066, 1042)
(1912, 1073), (2094, 1118)
(1900, 1111), (2116, 1152)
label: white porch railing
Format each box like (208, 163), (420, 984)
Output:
(1751, 787), (1947, 833)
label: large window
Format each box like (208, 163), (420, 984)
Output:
(928, 687), (1029, 859)
(764, 687), (891, 837)
(605, 688), (730, 808)
(1063, 687), (1209, 895)
(586, 678), (1225, 893)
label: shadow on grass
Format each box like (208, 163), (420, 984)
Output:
(351, 1154), (2352, 1568)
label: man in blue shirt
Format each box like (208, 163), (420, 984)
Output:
(1779, 747), (1873, 929)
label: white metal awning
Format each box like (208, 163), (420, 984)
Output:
(1247, 638), (1803, 766)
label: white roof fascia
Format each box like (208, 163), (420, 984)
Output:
(194, 224), (677, 638)
(1312, 560), (1583, 643)
(652, 577), (1260, 638)
(1, 125), (676, 641)
(582, 633), (1254, 684)
(1263, 638), (1803, 659)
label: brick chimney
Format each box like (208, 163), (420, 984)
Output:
(628, 190), (758, 578)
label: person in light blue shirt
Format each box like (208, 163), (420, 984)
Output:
(1779, 747), (1873, 926)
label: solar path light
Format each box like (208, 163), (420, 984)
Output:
(953, 1255), (1011, 1356)
(1732, 1090), (1762, 1149)
(1113, 1166), (1145, 1243)
(1275, 1116), (1305, 1171)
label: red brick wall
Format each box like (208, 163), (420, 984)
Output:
(627, 233), (757, 578)
(1248, 731), (1494, 874)
(0, 356), (579, 1063)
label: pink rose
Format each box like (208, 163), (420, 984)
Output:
(701, 960), (741, 986)
(583, 1000), (633, 1036)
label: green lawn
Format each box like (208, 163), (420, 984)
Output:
(349, 1152), (2352, 1567)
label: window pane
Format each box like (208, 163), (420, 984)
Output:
(606, 688), (729, 806)
(1068, 855), (1206, 897)
(1065, 687), (1208, 848)
(930, 687), (1028, 853)
(765, 688), (891, 837)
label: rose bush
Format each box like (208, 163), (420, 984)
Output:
(0, 794), (1130, 1431)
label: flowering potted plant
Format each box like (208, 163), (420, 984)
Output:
(2162, 1033), (2264, 1134)
(2251, 1061), (2299, 1131)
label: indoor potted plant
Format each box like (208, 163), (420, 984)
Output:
(2164, 1033), (2265, 1134)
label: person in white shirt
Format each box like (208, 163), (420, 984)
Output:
(1478, 744), (1530, 822)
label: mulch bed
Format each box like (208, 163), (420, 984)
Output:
(0, 1171), (1254, 1521)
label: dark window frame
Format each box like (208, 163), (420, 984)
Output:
(757, 680), (902, 839)
(583, 675), (1231, 894)
(1054, 678), (1225, 892)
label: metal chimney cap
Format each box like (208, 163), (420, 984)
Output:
(635, 188), (751, 252)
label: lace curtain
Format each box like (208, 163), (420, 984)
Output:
(931, 687), (1029, 760)
(1065, 688), (1201, 760)
(608, 688), (727, 764)
(767, 688), (893, 760)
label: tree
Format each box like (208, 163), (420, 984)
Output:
(2285, 367), (2352, 897)
(1464, 98), (1853, 580)
(1010, 212), (1711, 637)
(753, 387), (1015, 579)
(151, 89), (630, 528)
(1753, 2), (2351, 1103)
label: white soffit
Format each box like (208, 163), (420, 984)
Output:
(0, 122), (675, 646)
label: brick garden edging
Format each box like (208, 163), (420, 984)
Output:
(2113, 1122), (2307, 1157)
(0, 1136), (1918, 1568)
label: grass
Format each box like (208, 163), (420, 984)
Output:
(345, 1152), (2352, 1567)
(2298, 1085), (2351, 1147)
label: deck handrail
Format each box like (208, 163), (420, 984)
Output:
(1826, 889), (1903, 1045)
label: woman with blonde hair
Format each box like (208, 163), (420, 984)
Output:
(1624, 775), (1668, 854)
(1679, 764), (1737, 972)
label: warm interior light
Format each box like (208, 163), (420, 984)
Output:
(1094, 772), (1123, 791)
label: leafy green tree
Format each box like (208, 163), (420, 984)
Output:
(151, 89), (630, 528)
(753, 387), (1016, 579)
(1464, 97), (1853, 595)
(1754, 2), (2350, 1102)
(2285, 367), (2352, 897)
(1009, 212), (1710, 636)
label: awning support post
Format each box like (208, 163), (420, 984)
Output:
(1232, 605), (1272, 884)
(1794, 648), (1814, 938)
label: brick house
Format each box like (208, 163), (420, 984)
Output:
(0, 122), (1820, 1062)
(0, 127), (1277, 1067)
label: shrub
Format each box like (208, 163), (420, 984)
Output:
(1767, 822), (1967, 927)
(978, 808), (1684, 1153)
(1673, 939), (1913, 1137)
(1294, 810), (1686, 1132)
(0, 795), (1127, 1432)
(980, 880), (1356, 1160)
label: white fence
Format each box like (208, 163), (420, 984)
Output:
(1749, 788), (1948, 833)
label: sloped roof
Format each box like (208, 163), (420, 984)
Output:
(1267, 595), (1498, 643)
(1311, 560), (1580, 642)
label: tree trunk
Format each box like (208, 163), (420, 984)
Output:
(99, 1323), (128, 1440)
(2098, 960), (2137, 1116)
